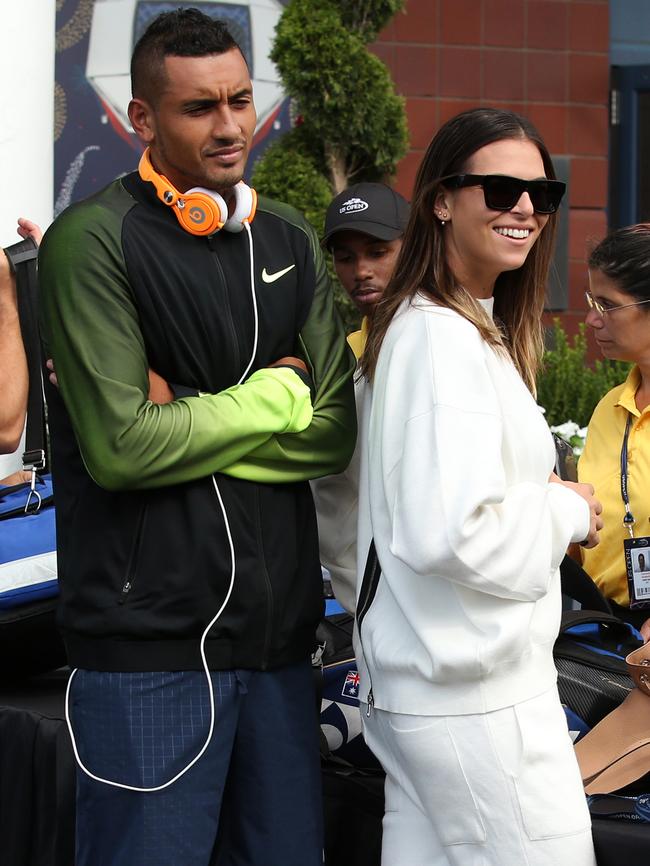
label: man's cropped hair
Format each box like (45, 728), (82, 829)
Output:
(131, 7), (241, 103)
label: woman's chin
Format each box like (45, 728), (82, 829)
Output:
(494, 250), (531, 274)
(596, 341), (625, 362)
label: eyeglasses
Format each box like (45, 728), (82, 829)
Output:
(585, 290), (650, 316)
(441, 174), (566, 214)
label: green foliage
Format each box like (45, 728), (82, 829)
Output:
(251, 127), (331, 232)
(251, 0), (407, 328)
(250, 129), (360, 334)
(537, 320), (632, 427)
(270, 0), (408, 185)
(339, 0), (405, 42)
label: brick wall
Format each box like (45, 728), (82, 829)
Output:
(373, 0), (610, 346)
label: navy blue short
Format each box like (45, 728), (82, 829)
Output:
(69, 660), (323, 866)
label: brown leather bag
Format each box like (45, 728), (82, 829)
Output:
(574, 642), (650, 794)
(626, 642), (650, 697)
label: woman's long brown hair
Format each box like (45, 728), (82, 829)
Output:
(361, 108), (560, 394)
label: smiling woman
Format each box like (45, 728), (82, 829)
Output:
(353, 108), (600, 866)
(578, 224), (650, 639)
(362, 111), (565, 393)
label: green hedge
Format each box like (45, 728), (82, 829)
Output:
(250, 0), (407, 333)
(250, 128), (359, 332)
(537, 320), (631, 427)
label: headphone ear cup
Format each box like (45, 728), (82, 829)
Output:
(181, 188), (228, 236)
(224, 183), (257, 233)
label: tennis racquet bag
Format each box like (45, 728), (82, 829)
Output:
(554, 609), (640, 730)
(0, 238), (66, 679)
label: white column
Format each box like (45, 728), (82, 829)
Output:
(0, 1), (56, 243)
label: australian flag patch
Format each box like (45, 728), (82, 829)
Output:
(342, 669), (360, 699)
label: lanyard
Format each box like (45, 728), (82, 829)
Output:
(620, 413), (636, 537)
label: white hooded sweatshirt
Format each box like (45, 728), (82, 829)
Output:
(354, 296), (590, 717)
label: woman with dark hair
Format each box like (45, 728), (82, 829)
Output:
(578, 223), (650, 641)
(354, 108), (601, 865)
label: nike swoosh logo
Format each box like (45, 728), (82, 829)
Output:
(262, 264), (296, 284)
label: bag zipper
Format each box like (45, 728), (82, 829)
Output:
(0, 493), (55, 521)
(0, 477), (54, 521)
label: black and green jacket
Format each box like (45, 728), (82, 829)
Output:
(39, 171), (356, 672)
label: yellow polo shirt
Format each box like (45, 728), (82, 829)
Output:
(578, 366), (650, 604)
(346, 316), (369, 360)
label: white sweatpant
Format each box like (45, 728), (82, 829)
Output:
(362, 687), (596, 866)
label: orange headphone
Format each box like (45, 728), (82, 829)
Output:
(138, 148), (257, 237)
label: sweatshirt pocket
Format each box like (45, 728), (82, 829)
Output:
(385, 713), (487, 846)
(510, 690), (592, 840)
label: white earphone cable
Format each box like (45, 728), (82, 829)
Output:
(65, 217), (258, 791)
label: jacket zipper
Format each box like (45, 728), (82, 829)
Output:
(355, 539), (382, 716)
(119, 503), (147, 603)
(208, 240), (241, 375)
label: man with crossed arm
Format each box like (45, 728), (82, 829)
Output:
(39, 10), (355, 866)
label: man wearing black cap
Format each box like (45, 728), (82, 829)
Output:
(322, 182), (410, 359)
(314, 184), (410, 611)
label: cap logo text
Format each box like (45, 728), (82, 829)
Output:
(339, 197), (368, 214)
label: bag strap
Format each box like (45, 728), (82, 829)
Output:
(559, 608), (630, 634)
(553, 433), (578, 482)
(3, 236), (46, 474)
(560, 554), (613, 614)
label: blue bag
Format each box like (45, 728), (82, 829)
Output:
(0, 237), (65, 676)
(0, 473), (64, 677)
(0, 475), (57, 609)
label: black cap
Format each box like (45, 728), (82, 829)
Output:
(322, 183), (410, 249)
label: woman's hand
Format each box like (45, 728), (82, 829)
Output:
(550, 474), (603, 548)
(46, 358), (58, 388)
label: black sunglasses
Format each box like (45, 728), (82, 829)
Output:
(441, 174), (566, 214)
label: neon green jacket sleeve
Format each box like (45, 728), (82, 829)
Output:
(220, 205), (357, 483)
(39, 196), (314, 491)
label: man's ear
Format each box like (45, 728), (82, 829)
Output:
(128, 98), (155, 144)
